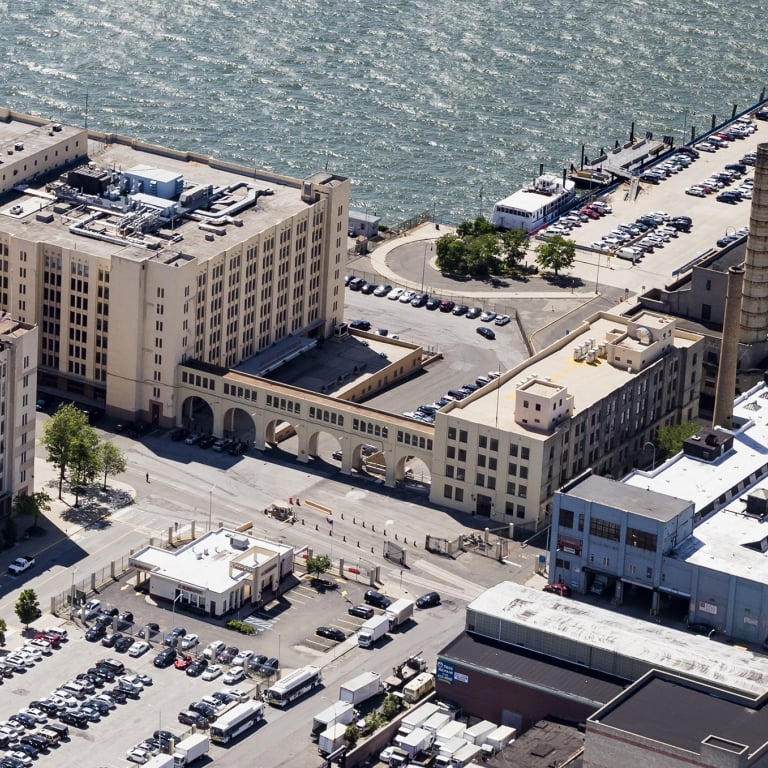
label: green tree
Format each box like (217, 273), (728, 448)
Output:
(69, 426), (101, 507)
(41, 404), (94, 499)
(306, 554), (332, 577)
(380, 693), (402, 721)
(435, 233), (467, 274)
(344, 724), (360, 745)
(15, 588), (40, 629)
(13, 490), (52, 532)
(498, 228), (529, 272)
(656, 422), (701, 461)
(0, 617), (6, 645)
(535, 235), (576, 276)
(97, 441), (127, 491)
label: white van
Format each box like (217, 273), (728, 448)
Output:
(616, 247), (641, 262)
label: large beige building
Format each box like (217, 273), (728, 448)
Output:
(0, 315), (37, 520)
(0, 108), (350, 427)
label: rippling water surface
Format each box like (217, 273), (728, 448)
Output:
(3, 0), (767, 222)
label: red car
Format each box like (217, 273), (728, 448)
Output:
(174, 654), (194, 670)
(35, 632), (61, 647)
(543, 583), (572, 597)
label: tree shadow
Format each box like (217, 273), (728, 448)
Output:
(58, 485), (133, 529)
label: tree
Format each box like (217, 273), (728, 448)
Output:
(15, 589), (40, 629)
(380, 693), (402, 720)
(40, 404), (95, 499)
(656, 422), (701, 461)
(306, 554), (332, 577)
(69, 426), (101, 507)
(535, 235), (576, 276)
(97, 441), (127, 491)
(498, 228), (529, 271)
(13, 490), (52, 532)
(0, 617), (6, 645)
(344, 724), (360, 745)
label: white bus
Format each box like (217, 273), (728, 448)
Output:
(265, 665), (322, 708)
(209, 700), (263, 744)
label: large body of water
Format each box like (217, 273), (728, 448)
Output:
(3, 1), (767, 223)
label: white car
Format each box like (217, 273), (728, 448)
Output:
(19, 646), (43, 662)
(387, 288), (405, 301)
(126, 747), (151, 764)
(379, 746), (397, 763)
(120, 674), (145, 690)
(28, 637), (52, 652)
(51, 690), (78, 707)
(78, 598), (101, 619)
(0, 726), (20, 743)
(494, 314), (511, 327)
(19, 708), (47, 724)
(202, 664), (223, 681)
(128, 640), (150, 658)
(181, 633), (200, 650)
(7, 555), (35, 575)
(223, 666), (246, 685)
(0, 721), (22, 738)
(203, 640), (226, 660)
(7, 751), (33, 767)
(398, 290), (416, 304)
(93, 693), (117, 709)
(232, 649), (253, 666)
(227, 688), (250, 703)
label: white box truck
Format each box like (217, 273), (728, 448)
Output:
(434, 737), (468, 768)
(385, 598), (414, 630)
(396, 726), (434, 759)
(318, 723), (347, 756)
(436, 720), (466, 745)
(145, 756), (174, 768)
(451, 742), (482, 767)
(421, 710), (452, 735)
(172, 734), (210, 766)
(358, 614), (389, 648)
(311, 701), (357, 741)
(339, 671), (383, 705)
(398, 702), (440, 737)
(483, 724), (516, 753)
(464, 720), (496, 746)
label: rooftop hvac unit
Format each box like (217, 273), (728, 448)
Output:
(230, 536), (250, 551)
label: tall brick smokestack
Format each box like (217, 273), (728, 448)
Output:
(713, 265), (744, 429)
(740, 143), (768, 344)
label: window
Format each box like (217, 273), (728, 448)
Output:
(589, 518), (621, 541)
(510, 444), (519, 457)
(448, 427), (457, 440)
(487, 477), (496, 490)
(455, 488), (464, 502)
(520, 466), (528, 479)
(445, 465), (454, 478)
(627, 527), (658, 551)
(443, 485), (453, 499)
(477, 454), (486, 468)
(559, 508), (575, 528)
(479, 435), (487, 449)
(701, 303), (712, 322)
(518, 485), (527, 498)
(476, 473), (485, 487)
(521, 446), (530, 460)
(447, 446), (456, 459)
(459, 430), (467, 443)
(507, 481), (516, 495)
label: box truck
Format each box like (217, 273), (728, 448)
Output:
(483, 725), (516, 753)
(311, 701), (357, 740)
(385, 598), (414, 630)
(403, 672), (435, 704)
(421, 710), (452, 735)
(451, 742), (482, 766)
(172, 733), (210, 766)
(436, 720), (466, 745)
(464, 720), (496, 746)
(339, 671), (383, 705)
(396, 726), (434, 759)
(358, 614), (389, 648)
(145, 757), (174, 768)
(397, 702), (440, 738)
(318, 723), (347, 756)
(434, 737), (468, 767)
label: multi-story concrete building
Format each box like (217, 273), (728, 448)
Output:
(0, 108), (350, 427)
(550, 380), (768, 646)
(0, 315), (37, 520)
(432, 311), (703, 532)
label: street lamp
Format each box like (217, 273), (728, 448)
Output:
(70, 566), (78, 615)
(643, 441), (656, 471)
(171, 592), (183, 626)
(421, 242), (432, 292)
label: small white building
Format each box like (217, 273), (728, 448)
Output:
(129, 528), (294, 617)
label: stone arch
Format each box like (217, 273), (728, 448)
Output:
(223, 406), (257, 446)
(180, 395), (215, 435)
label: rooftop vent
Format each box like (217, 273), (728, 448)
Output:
(230, 536), (250, 551)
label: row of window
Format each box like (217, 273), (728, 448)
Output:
(309, 407), (344, 426)
(354, 418), (389, 439)
(223, 382), (258, 401)
(180, 370), (216, 391)
(265, 394), (301, 414)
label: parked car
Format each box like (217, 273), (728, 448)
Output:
(476, 326), (496, 340)
(466, 307), (482, 319)
(177, 711), (207, 729)
(85, 625), (107, 642)
(164, 627), (187, 647)
(223, 666), (246, 685)
(315, 626), (346, 642)
(180, 633), (200, 650)
(186, 659), (208, 677)
(348, 604), (374, 620)
(373, 283), (392, 297)
(203, 640), (226, 660)
(174, 654), (194, 670)
(494, 314), (511, 326)
(137, 622), (160, 639)
(202, 664), (223, 681)
(153, 648), (176, 668)
(59, 711), (88, 728)
(128, 641), (150, 658)
(364, 589), (391, 609)
(480, 310), (497, 322)
(451, 304), (468, 316)
(543, 582), (572, 597)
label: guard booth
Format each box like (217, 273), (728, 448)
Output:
(264, 502), (294, 522)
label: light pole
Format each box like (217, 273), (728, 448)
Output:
(595, 252), (601, 295)
(421, 242), (432, 292)
(208, 482), (218, 532)
(171, 592), (183, 627)
(643, 441), (656, 471)
(70, 566), (78, 615)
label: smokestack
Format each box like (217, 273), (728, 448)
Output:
(740, 142), (768, 345)
(713, 265), (745, 429)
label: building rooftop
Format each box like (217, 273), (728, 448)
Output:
(440, 632), (624, 709)
(485, 719), (584, 768)
(449, 312), (699, 434)
(561, 474), (691, 522)
(592, 671), (768, 758)
(129, 528), (291, 593)
(467, 583), (768, 699)
(624, 382), (768, 582)
(493, 174), (575, 214)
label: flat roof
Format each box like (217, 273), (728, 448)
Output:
(494, 174), (575, 214)
(484, 720), (584, 768)
(450, 312), (699, 434)
(561, 474), (692, 523)
(624, 382), (768, 582)
(440, 632), (624, 708)
(468, 583), (768, 698)
(593, 672), (768, 756)
(129, 528), (291, 593)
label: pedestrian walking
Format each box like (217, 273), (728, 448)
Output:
(146, 472), (150, 483)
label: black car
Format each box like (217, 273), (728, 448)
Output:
(170, 427), (190, 442)
(360, 282), (377, 295)
(138, 622), (160, 639)
(178, 710), (207, 728)
(476, 326), (496, 340)
(29, 699), (61, 716)
(315, 626), (346, 642)
(83, 698), (110, 716)
(364, 589), (391, 609)
(118, 610), (134, 626)
(154, 647), (177, 668)
(261, 657), (280, 674)
(185, 659), (208, 677)
(348, 604), (374, 620)
(98, 658), (125, 674)
(425, 297), (441, 310)
(115, 635), (135, 653)
(452, 304), (469, 316)
(466, 307), (482, 319)
(60, 711), (88, 728)
(89, 666), (115, 682)
(102, 688), (127, 704)
(77, 672), (104, 688)
(349, 319), (372, 331)
(85, 624), (107, 642)
(219, 646), (239, 664)
(211, 691), (234, 705)
(20, 734), (48, 752)
(13, 743), (39, 760)
(101, 632), (121, 648)
(164, 627), (187, 647)
(10, 712), (37, 729)
(189, 701), (216, 720)
(410, 292), (429, 307)
(415, 591), (441, 609)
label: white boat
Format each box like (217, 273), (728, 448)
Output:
(491, 173), (577, 232)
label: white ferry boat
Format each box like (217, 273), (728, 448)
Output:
(490, 172), (576, 232)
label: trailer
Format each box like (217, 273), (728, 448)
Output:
(385, 598), (414, 630)
(311, 701), (357, 740)
(396, 726), (434, 758)
(464, 719), (496, 746)
(384, 655), (427, 691)
(421, 710), (452, 735)
(451, 742), (482, 766)
(339, 671), (383, 705)
(398, 702), (440, 737)
(172, 733), (209, 766)
(318, 723), (347, 756)
(403, 672), (435, 704)
(483, 724), (516, 753)
(358, 614), (389, 648)
(435, 720), (466, 745)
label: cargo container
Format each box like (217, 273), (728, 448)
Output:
(395, 726), (434, 758)
(464, 719), (496, 746)
(451, 742), (482, 766)
(398, 702), (440, 736)
(339, 671), (383, 705)
(385, 598), (414, 630)
(421, 710), (452, 735)
(311, 701), (357, 740)
(483, 724), (516, 753)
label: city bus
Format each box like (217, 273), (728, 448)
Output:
(209, 700), (264, 744)
(265, 665), (322, 708)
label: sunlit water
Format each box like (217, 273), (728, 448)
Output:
(3, 0), (766, 222)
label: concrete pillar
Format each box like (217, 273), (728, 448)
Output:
(713, 265), (745, 429)
(740, 143), (768, 345)
(110, 560), (116, 579)
(651, 591), (661, 616)
(338, 558), (344, 577)
(90, 572), (96, 591)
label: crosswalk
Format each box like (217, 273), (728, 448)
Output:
(243, 615), (278, 632)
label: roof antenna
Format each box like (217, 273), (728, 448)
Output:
(84, 88), (89, 130)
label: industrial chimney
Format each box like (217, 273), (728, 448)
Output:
(713, 264), (745, 429)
